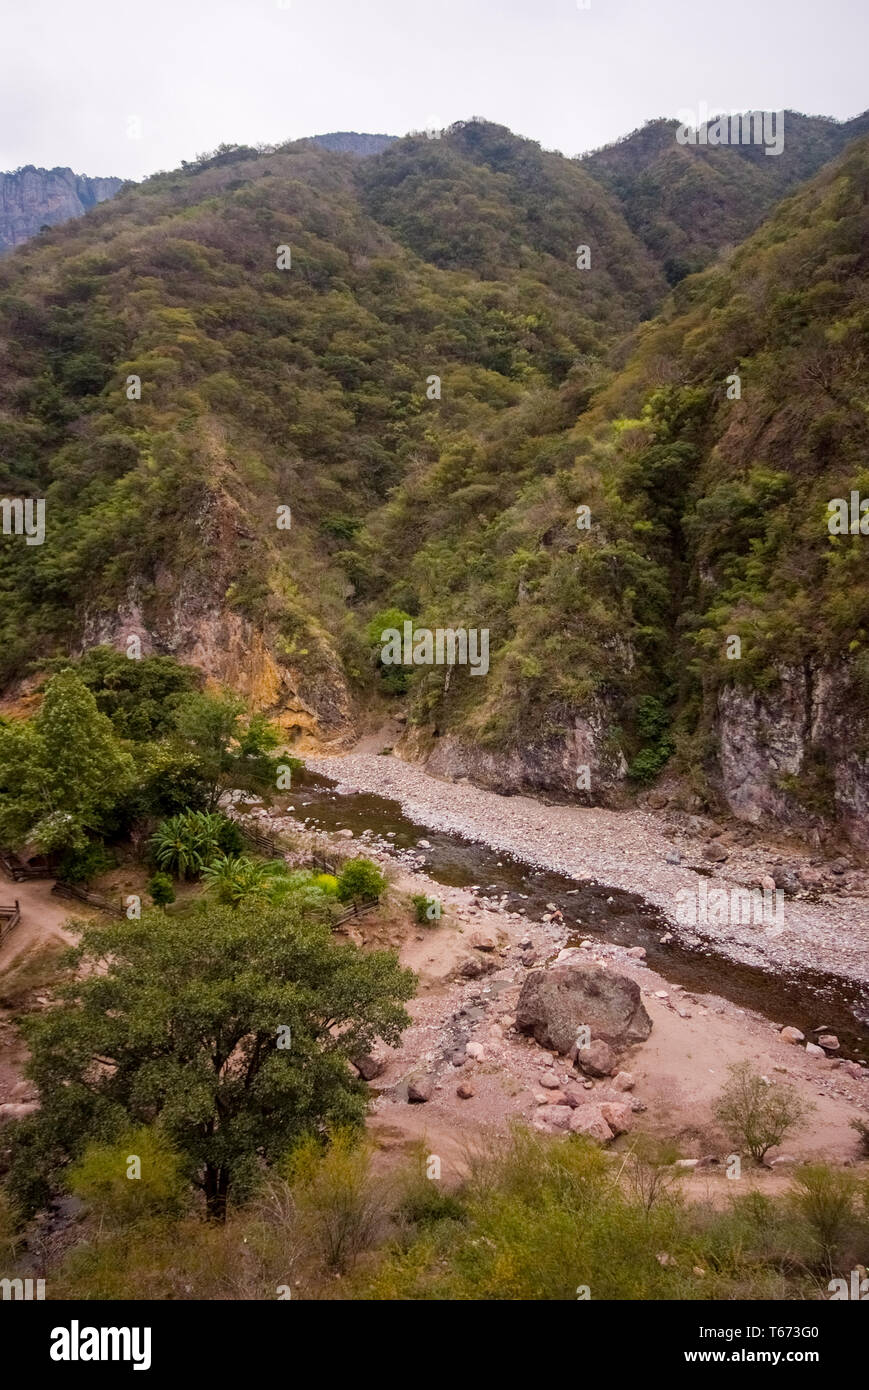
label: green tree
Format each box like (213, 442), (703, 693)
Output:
(172, 692), (280, 809)
(16, 901), (416, 1219)
(714, 1062), (813, 1164)
(0, 670), (134, 854)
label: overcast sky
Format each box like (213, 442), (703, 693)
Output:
(2, 0), (867, 179)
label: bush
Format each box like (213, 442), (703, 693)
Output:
(336, 858), (387, 906)
(850, 1118), (869, 1157)
(411, 893), (442, 924)
(149, 810), (237, 879)
(57, 841), (115, 885)
(67, 1127), (190, 1224)
(789, 1164), (859, 1272)
(284, 1129), (388, 1273)
(714, 1062), (813, 1164)
(147, 873), (176, 907)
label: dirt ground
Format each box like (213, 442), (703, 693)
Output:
(345, 856), (869, 1195)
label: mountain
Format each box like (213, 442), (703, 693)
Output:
(582, 109), (869, 283)
(0, 166), (124, 254)
(1, 117), (868, 842)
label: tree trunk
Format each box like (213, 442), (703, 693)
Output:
(203, 1164), (230, 1221)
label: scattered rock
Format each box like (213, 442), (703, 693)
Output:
(568, 1107), (614, 1142)
(575, 1039), (616, 1079)
(539, 1072), (562, 1089)
(598, 1101), (632, 1135)
(805, 1042), (825, 1058)
(456, 1082), (475, 1100)
(352, 1054), (385, 1081)
(465, 1042), (486, 1061)
(818, 1033), (840, 1052)
(470, 930), (499, 952)
(780, 1026), (805, 1044)
(534, 1105), (573, 1133)
(611, 1071), (635, 1092)
(703, 842), (728, 863)
(407, 1077), (434, 1104)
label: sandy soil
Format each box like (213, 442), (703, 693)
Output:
(346, 855), (869, 1190)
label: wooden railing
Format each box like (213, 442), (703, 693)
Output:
(0, 898), (21, 944)
(332, 899), (380, 927)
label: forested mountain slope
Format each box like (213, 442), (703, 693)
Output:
(582, 109), (869, 283)
(1, 119), (867, 840)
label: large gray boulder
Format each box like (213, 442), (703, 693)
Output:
(516, 964), (652, 1055)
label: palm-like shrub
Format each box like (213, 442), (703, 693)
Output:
(149, 810), (231, 879)
(201, 853), (288, 906)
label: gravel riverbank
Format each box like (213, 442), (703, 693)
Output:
(305, 752), (869, 993)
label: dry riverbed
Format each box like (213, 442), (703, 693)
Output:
(306, 751), (869, 989)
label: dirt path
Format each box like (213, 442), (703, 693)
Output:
(0, 878), (80, 974)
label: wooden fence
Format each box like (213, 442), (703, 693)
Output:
(0, 850), (55, 883)
(0, 898), (21, 945)
(51, 882), (126, 918)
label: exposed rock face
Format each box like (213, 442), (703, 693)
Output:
(76, 490), (354, 747)
(516, 964), (653, 1055)
(717, 663), (869, 846)
(410, 704), (629, 804)
(0, 166), (123, 253)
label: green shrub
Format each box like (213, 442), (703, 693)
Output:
(147, 873), (176, 907)
(336, 858), (387, 906)
(67, 1127), (190, 1224)
(57, 841), (115, 885)
(411, 893), (442, 924)
(790, 1164), (859, 1271)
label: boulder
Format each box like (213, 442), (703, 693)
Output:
(465, 1041), (486, 1061)
(470, 930), (499, 952)
(516, 964), (652, 1055)
(780, 1026), (805, 1044)
(407, 1076), (434, 1104)
(0, 1101), (38, 1121)
(568, 1107), (614, 1142)
(456, 1082), (475, 1100)
(352, 1054), (386, 1081)
(818, 1034), (840, 1052)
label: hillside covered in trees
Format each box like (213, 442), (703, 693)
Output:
(1, 117), (868, 840)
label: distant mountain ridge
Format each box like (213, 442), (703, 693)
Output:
(581, 108), (869, 281)
(304, 132), (397, 157)
(0, 165), (124, 253)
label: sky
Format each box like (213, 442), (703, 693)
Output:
(2, 0), (868, 179)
